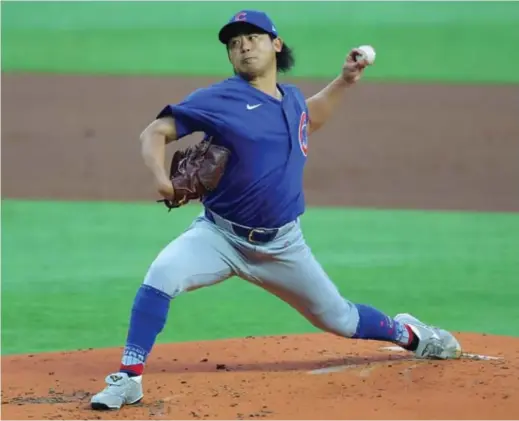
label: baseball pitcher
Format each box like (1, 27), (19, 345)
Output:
(91, 10), (462, 410)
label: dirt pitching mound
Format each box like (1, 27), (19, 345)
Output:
(2, 333), (519, 420)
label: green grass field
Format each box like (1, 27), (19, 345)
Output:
(2, 1), (519, 83)
(2, 199), (518, 356)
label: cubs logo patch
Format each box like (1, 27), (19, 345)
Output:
(298, 111), (309, 156)
(234, 12), (247, 21)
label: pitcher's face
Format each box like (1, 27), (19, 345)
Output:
(227, 31), (282, 79)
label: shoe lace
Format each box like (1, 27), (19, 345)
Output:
(421, 341), (444, 358)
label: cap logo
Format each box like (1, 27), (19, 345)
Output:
(234, 12), (247, 21)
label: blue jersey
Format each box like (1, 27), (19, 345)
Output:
(157, 75), (309, 229)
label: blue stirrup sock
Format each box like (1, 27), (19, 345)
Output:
(352, 304), (418, 350)
(119, 285), (172, 377)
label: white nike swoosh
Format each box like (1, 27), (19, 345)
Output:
(246, 104), (262, 110)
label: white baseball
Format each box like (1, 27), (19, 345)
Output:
(357, 45), (376, 65)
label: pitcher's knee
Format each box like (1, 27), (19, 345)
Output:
(315, 298), (360, 338)
(143, 258), (183, 298)
(143, 252), (230, 298)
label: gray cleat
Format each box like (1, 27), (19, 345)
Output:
(395, 313), (462, 360)
(90, 372), (144, 410)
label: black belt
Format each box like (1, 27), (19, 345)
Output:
(205, 209), (279, 244)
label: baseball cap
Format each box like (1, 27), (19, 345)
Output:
(218, 10), (278, 44)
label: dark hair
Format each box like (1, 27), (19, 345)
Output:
(225, 24), (295, 74)
(274, 40), (295, 73)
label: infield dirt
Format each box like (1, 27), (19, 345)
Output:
(3, 74), (519, 211)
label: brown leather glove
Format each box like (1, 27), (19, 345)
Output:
(158, 138), (231, 211)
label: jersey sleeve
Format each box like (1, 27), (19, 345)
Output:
(156, 87), (224, 140)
